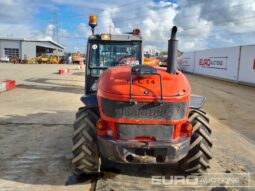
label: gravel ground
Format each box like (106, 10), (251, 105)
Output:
(0, 64), (254, 191)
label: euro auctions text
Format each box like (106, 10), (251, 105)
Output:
(151, 173), (250, 188)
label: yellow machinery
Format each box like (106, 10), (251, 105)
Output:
(37, 54), (60, 64)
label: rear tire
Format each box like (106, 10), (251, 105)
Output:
(72, 107), (100, 175)
(179, 109), (213, 174)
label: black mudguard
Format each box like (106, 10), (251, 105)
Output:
(190, 95), (205, 109)
(80, 94), (98, 107)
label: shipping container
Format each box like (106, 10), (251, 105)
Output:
(177, 52), (195, 73)
(238, 45), (255, 85)
(194, 47), (240, 81)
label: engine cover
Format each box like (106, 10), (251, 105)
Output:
(97, 65), (191, 124)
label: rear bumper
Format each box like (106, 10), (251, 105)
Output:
(97, 136), (190, 164)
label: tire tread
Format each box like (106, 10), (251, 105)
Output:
(72, 107), (99, 175)
(180, 109), (212, 174)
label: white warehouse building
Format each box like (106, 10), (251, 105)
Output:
(0, 38), (64, 60)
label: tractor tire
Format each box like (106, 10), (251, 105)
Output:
(179, 109), (213, 174)
(72, 107), (100, 175)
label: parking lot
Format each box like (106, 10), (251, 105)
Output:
(0, 64), (255, 191)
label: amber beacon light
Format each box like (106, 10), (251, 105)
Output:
(89, 15), (97, 35)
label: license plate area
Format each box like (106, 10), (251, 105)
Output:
(117, 123), (173, 141)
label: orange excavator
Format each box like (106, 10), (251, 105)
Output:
(72, 52), (85, 64)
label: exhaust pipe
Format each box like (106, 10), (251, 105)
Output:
(125, 154), (134, 162)
(124, 153), (156, 163)
(167, 26), (178, 74)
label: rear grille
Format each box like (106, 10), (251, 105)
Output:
(101, 98), (188, 120)
(117, 124), (173, 140)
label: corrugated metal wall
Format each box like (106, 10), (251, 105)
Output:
(0, 39), (64, 60)
(0, 40), (21, 58)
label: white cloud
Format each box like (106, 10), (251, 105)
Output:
(77, 23), (90, 37)
(1, 0), (255, 52)
(45, 24), (55, 39)
(0, 0), (34, 24)
(59, 28), (69, 37)
(173, 1), (212, 50)
(95, 0), (177, 52)
(174, 0), (255, 51)
(98, 7), (122, 34)
(0, 23), (35, 39)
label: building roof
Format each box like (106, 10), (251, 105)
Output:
(0, 37), (64, 49)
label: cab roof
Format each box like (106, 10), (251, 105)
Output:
(88, 34), (142, 41)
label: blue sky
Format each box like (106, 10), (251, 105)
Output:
(0, 0), (255, 53)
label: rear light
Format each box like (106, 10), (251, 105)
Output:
(96, 119), (106, 130)
(180, 122), (193, 138)
(96, 119), (117, 139)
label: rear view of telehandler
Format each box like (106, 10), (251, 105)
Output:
(72, 16), (212, 176)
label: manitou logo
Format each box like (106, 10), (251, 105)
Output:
(199, 57), (228, 70)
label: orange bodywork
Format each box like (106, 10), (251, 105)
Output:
(96, 65), (191, 140)
(144, 57), (159, 67)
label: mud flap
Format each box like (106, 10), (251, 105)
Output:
(80, 94), (98, 107)
(190, 95), (205, 109)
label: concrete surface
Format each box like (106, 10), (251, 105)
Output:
(0, 64), (254, 191)
(187, 74), (255, 144)
(0, 64), (89, 191)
